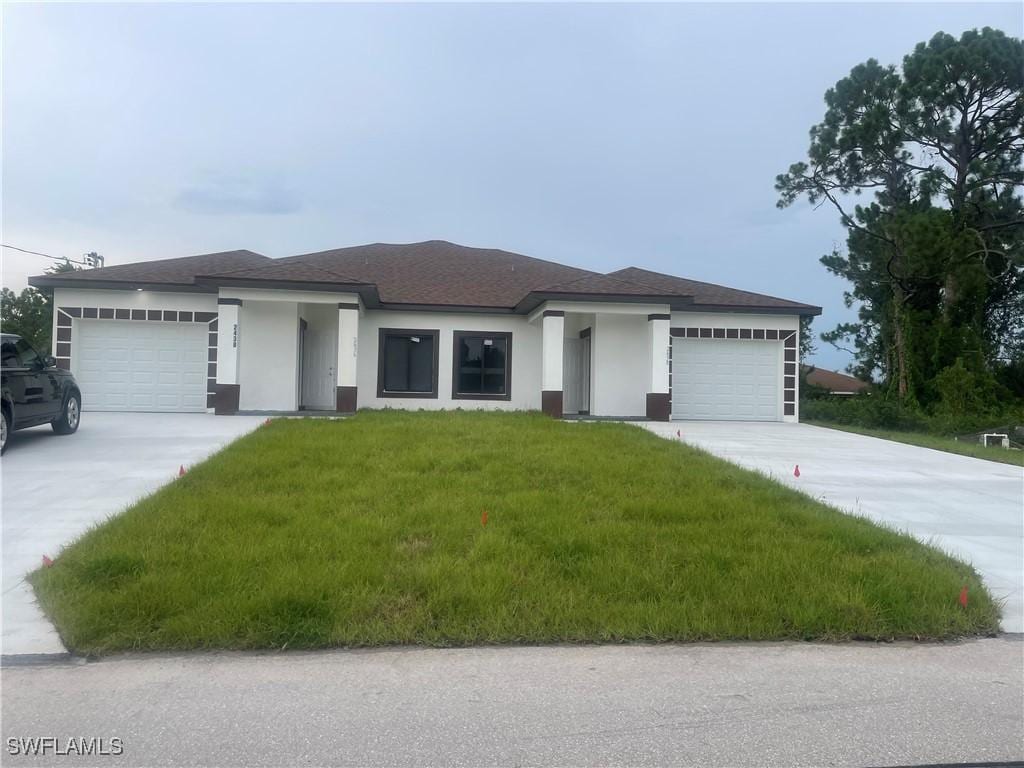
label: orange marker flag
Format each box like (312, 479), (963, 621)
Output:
(481, 511), (489, 527)
(959, 586), (968, 608)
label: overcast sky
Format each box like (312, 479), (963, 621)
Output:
(2, 2), (1020, 369)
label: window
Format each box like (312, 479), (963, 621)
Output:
(452, 331), (512, 400)
(1, 342), (19, 368)
(377, 329), (439, 398)
(15, 339), (43, 368)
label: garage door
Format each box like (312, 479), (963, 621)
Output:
(671, 338), (780, 421)
(75, 320), (208, 412)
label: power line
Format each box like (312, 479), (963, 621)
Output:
(1, 244), (91, 266)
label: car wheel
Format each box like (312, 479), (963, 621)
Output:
(1, 408), (9, 455)
(52, 393), (81, 435)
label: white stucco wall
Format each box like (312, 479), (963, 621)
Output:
(356, 311), (542, 411)
(238, 300), (299, 411)
(591, 313), (650, 418)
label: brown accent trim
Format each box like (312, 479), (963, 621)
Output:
(64, 307), (82, 318)
(784, 348), (796, 362)
(376, 328), (440, 399)
(766, 329), (778, 340)
(579, 327), (591, 339)
(179, 311), (193, 323)
(83, 307), (98, 319)
(99, 308), (115, 319)
(56, 328), (71, 342)
(784, 376), (795, 389)
(163, 310), (178, 321)
(196, 312), (217, 323)
(451, 330), (513, 401)
(752, 329), (765, 340)
(207, 393), (216, 408)
(337, 302), (360, 311)
(541, 310), (565, 318)
(147, 310), (161, 321)
(208, 348), (218, 362)
(784, 403), (795, 416)
(726, 328), (738, 339)
(699, 328), (712, 338)
(57, 312), (72, 327)
(56, 358), (71, 370)
(645, 392), (670, 421)
(115, 308), (130, 320)
(784, 362), (796, 375)
(712, 328), (725, 338)
(131, 309), (146, 320)
(208, 332), (218, 347)
(214, 384), (240, 415)
(336, 386), (357, 413)
(55, 342), (71, 357)
(217, 298), (243, 306)
(541, 390), (563, 418)
(207, 362), (217, 378)
(647, 313), (671, 321)
(783, 333), (797, 349)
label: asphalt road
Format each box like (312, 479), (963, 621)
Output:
(3, 640), (1022, 767)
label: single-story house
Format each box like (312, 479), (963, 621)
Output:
(30, 240), (821, 421)
(801, 366), (871, 396)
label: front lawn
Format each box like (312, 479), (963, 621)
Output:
(807, 421), (1024, 467)
(32, 412), (999, 653)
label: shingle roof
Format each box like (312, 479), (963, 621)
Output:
(802, 366), (871, 393)
(608, 266), (821, 314)
(30, 249), (271, 287)
(29, 241), (821, 315)
(275, 240), (594, 307)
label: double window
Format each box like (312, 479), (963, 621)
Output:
(376, 328), (513, 401)
(377, 329), (440, 398)
(452, 331), (511, 400)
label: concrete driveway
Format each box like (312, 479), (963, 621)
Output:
(1, 412), (264, 658)
(642, 421), (1024, 633)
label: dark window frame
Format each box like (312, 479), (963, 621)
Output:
(376, 328), (440, 399)
(451, 330), (513, 401)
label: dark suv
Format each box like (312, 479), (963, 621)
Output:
(1, 333), (82, 454)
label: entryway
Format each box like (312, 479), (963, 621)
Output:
(298, 304), (338, 410)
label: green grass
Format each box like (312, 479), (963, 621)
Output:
(807, 421), (1024, 467)
(32, 412), (999, 654)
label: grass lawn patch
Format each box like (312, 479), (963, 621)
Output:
(32, 412), (999, 653)
(807, 421), (1024, 467)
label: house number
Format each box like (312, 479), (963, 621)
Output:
(232, 324), (238, 349)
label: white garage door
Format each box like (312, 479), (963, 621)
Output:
(75, 320), (208, 412)
(671, 338), (780, 421)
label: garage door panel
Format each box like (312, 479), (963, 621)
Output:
(672, 338), (781, 421)
(74, 320), (208, 412)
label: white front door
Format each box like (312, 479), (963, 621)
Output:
(75, 320), (208, 412)
(300, 325), (337, 410)
(671, 338), (781, 421)
(562, 337), (591, 414)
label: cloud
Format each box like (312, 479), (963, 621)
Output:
(174, 175), (301, 215)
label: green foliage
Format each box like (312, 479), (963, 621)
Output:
(0, 287), (52, 351)
(29, 412), (999, 653)
(777, 28), (1024, 412)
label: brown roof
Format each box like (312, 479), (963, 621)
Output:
(30, 249), (271, 288)
(30, 240), (821, 315)
(802, 366), (871, 393)
(608, 266), (821, 314)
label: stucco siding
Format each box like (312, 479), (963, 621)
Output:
(238, 301), (299, 411)
(591, 313), (649, 418)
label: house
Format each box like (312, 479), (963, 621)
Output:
(29, 240), (821, 421)
(801, 365), (871, 396)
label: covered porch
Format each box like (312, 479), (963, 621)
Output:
(212, 288), (361, 414)
(533, 302), (671, 421)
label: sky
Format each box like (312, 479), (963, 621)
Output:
(2, 2), (1020, 370)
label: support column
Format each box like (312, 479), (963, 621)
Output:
(541, 310), (564, 417)
(646, 313), (671, 421)
(214, 299), (242, 414)
(336, 303), (360, 412)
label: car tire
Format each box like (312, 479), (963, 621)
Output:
(1, 407), (9, 455)
(52, 392), (81, 435)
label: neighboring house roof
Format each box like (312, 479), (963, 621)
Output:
(30, 240), (822, 315)
(802, 365), (871, 394)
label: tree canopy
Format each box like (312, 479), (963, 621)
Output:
(777, 27), (1024, 414)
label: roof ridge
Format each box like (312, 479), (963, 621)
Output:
(200, 261), (369, 284)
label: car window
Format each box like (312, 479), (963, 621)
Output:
(1, 342), (19, 368)
(14, 339), (43, 369)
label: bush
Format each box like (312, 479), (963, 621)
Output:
(801, 395), (929, 431)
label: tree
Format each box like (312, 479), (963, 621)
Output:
(0, 258), (82, 352)
(776, 28), (1024, 409)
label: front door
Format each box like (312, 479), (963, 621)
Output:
(300, 323), (337, 410)
(562, 337), (591, 415)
